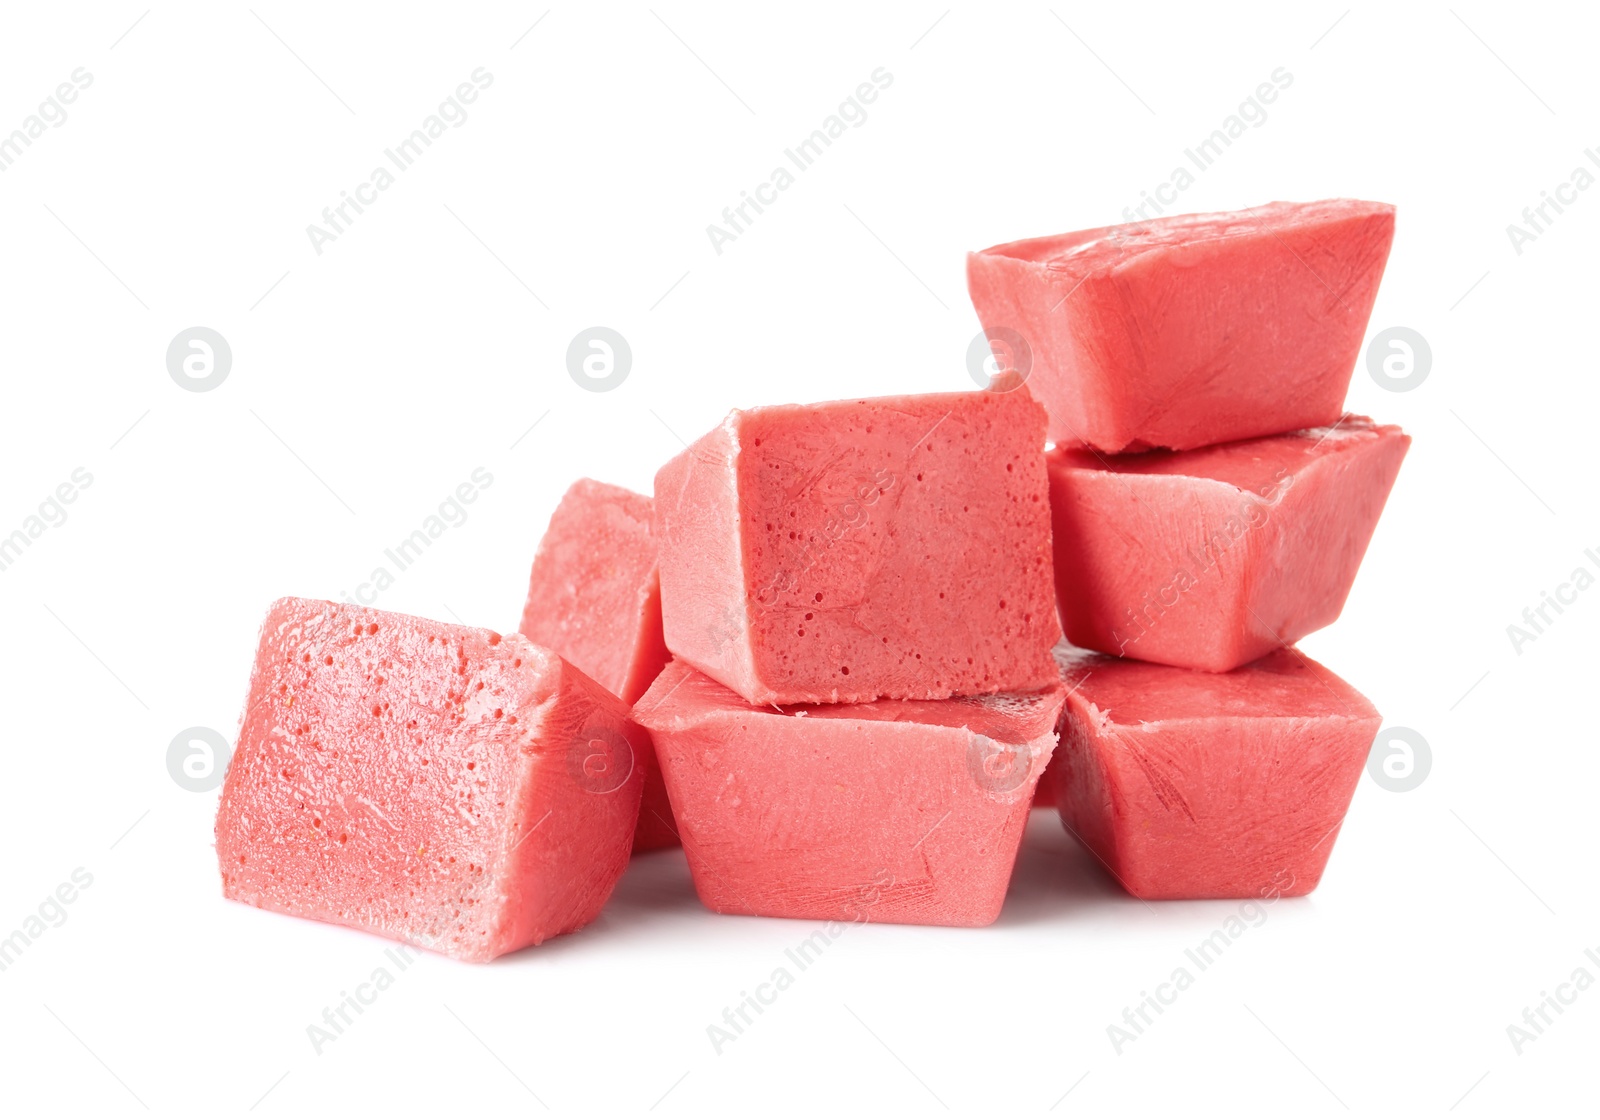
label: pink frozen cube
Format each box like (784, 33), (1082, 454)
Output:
(967, 199), (1396, 451)
(215, 598), (645, 962)
(1048, 415), (1409, 672)
(653, 387), (1061, 706)
(1049, 644), (1381, 899)
(634, 659), (1066, 926)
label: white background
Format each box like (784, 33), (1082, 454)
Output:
(1, 3), (1594, 1116)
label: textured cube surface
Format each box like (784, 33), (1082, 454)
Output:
(519, 479), (677, 851)
(967, 199), (1395, 451)
(653, 388), (1061, 706)
(216, 598), (645, 962)
(634, 660), (1066, 926)
(1048, 414), (1409, 672)
(1049, 644), (1380, 899)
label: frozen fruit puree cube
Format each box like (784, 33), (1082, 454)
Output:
(1048, 414), (1409, 672)
(1048, 644), (1381, 900)
(215, 597), (645, 962)
(653, 386), (1061, 706)
(633, 659), (1066, 927)
(967, 199), (1395, 451)
(519, 479), (668, 707)
(519, 479), (678, 851)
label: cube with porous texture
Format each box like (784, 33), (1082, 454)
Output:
(1048, 414), (1409, 672)
(519, 479), (678, 851)
(634, 659), (1066, 926)
(967, 199), (1395, 452)
(1048, 644), (1380, 899)
(215, 598), (645, 962)
(653, 386), (1061, 706)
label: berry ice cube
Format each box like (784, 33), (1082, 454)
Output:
(967, 199), (1395, 452)
(1048, 644), (1381, 899)
(633, 659), (1066, 926)
(215, 598), (645, 962)
(1048, 415), (1409, 672)
(653, 387), (1060, 706)
(519, 479), (677, 851)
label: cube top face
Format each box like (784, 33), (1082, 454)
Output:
(518, 478), (663, 704)
(976, 199), (1394, 282)
(1050, 415), (1406, 497)
(569, 476), (652, 519)
(216, 597), (642, 961)
(636, 658), (1064, 746)
(653, 388), (1062, 706)
(636, 660), (1066, 926)
(967, 199), (1396, 452)
(1053, 644), (1378, 726)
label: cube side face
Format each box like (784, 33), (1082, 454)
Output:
(636, 663), (1061, 927)
(1052, 654), (1382, 901)
(971, 201), (1396, 452)
(657, 719), (1040, 926)
(1248, 427), (1411, 648)
(493, 653), (646, 953)
(519, 479), (662, 703)
(1047, 459), (1254, 671)
(619, 571), (670, 707)
(731, 390), (1060, 704)
(653, 419), (764, 701)
(1096, 208), (1392, 451)
(1098, 716), (1379, 899)
(215, 599), (572, 961)
(967, 251), (1108, 446)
